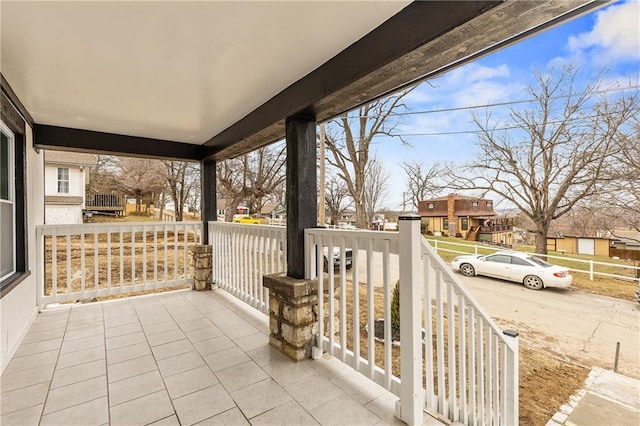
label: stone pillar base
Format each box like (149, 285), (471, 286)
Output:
(190, 245), (212, 291)
(263, 273), (319, 361)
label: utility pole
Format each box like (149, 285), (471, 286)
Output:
(318, 123), (326, 225)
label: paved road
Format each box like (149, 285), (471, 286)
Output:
(354, 250), (640, 379)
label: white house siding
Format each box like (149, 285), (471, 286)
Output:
(1, 124), (43, 373)
(44, 161), (87, 224)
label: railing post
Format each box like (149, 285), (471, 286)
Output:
(474, 244), (478, 255)
(395, 214), (424, 425)
(502, 329), (519, 425)
(589, 260), (594, 281)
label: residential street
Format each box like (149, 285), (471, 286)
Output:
(355, 250), (640, 379)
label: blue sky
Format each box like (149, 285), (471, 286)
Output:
(363, 0), (640, 210)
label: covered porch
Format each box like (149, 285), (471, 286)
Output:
(1, 1), (609, 425)
(2, 288), (431, 425)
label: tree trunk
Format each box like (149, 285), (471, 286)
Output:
(534, 225), (549, 255)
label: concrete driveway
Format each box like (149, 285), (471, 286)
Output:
(354, 250), (640, 379)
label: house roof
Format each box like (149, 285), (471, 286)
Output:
(2, 1), (606, 161)
(44, 150), (96, 167)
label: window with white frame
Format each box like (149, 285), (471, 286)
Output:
(0, 123), (15, 281)
(57, 167), (70, 193)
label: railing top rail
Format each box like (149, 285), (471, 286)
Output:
(36, 221), (203, 232)
(421, 237), (516, 350)
(208, 221), (287, 231)
(305, 227), (399, 241)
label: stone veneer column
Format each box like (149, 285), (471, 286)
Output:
(263, 273), (319, 361)
(191, 245), (212, 291)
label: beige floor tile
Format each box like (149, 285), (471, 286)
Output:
(109, 369), (165, 406)
(310, 394), (381, 426)
(110, 389), (175, 426)
(0, 382), (49, 416)
(104, 322), (142, 338)
(173, 384), (236, 425)
(171, 309), (206, 322)
(230, 379), (292, 419)
(14, 338), (62, 357)
(233, 332), (268, 352)
(176, 317), (213, 332)
(146, 328), (187, 347)
(60, 334), (104, 354)
(164, 365), (219, 399)
(223, 323), (260, 339)
(51, 359), (106, 389)
(56, 345), (105, 369)
(22, 327), (66, 344)
(157, 350), (206, 378)
(261, 358), (316, 387)
(250, 400), (319, 425)
(151, 338), (195, 360)
(193, 336), (236, 356)
(66, 318), (103, 331)
(284, 373), (344, 411)
(2, 349), (58, 375)
(0, 403), (43, 426)
(364, 392), (402, 425)
(43, 376), (107, 414)
(40, 396), (108, 426)
(185, 326), (224, 343)
(246, 345), (289, 367)
(330, 370), (387, 405)
(143, 320), (181, 335)
(106, 331), (147, 350)
(104, 313), (139, 328)
(0, 363), (55, 392)
(107, 342), (151, 364)
(203, 347), (250, 372)
(195, 407), (249, 425)
(149, 414), (181, 425)
(139, 312), (173, 326)
(63, 325), (104, 341)
(28, 318), (68, 333)
(108, 354), (158, 383)
(216, 361), (269, 393)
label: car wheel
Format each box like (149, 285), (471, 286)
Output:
(460, 263), (475, 277)
(523, 275), (544, 290)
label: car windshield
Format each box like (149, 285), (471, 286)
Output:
(527, 256), (552, 267)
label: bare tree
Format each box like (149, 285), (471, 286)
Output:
(444, 65), (639, 253)
(325, 90), (411, 228)
(363, 158), (389, 226)
(401, 161), (442, 211)
(87, 155), (120, 194)
(324, 176), (352, 226)
(161, 161), (200, 221)
(118, 158), (164, 213)
(216, 143), (286, 221)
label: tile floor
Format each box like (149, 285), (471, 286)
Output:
(1, 289), (443, 426)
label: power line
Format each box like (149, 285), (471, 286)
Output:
(344, 84), (640, 119)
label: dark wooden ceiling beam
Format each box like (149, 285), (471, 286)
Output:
(35, 125), (203, 161)
(204, 0), (607, 161)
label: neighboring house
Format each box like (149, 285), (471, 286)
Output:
(417, 193), (513, 245)
(44, 150), (95, 224)
(546, 234), (610, 257)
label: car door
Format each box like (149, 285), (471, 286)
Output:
(508, 256), (534, 282)
(478, 254), (512, 280)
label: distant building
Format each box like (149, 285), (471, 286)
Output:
(417, 194), (513, 245)
(44, 151), (95, 224)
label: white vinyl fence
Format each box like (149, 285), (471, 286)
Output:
(209, 222), (286, 314)
(427, 238), (639, 282)
(306, 218), (519, 425)
(36, 222), (202, 307)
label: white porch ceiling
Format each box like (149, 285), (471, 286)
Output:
(1, 1), (410, 144)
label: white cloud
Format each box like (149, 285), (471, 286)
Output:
(568, 0), (640, 64)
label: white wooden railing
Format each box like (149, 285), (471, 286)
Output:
(36, 222), (202, 308)
(305, 217), (518, 425)
(209, 222), (286, 314)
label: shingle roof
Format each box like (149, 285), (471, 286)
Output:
(45, 150), (96, 166)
